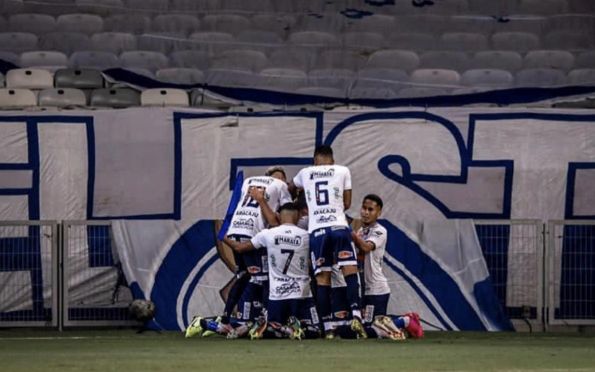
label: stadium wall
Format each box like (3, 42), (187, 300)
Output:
(0, 107), (594, 331)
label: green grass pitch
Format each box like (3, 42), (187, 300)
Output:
(2, 329), (595, 371)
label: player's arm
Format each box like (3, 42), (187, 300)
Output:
(249, 186), (280, 227)
(351, 230), (375, 252)
(343, 189), (352, 211)
(223, 236), (256, 253)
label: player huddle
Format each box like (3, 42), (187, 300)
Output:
(185, 145), (423, 340)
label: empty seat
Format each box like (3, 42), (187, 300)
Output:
(156, 68), (204, 84)
(38, 88), (86, 107)
(20, 51), (68, 68)
(524, 50), (575, 71)
(461, 69), (514, 88)
(40, 32), (90, 54)
(0, 32), (38, 53)
(410, 69), (461, 86)
(515, 68), (567, 87)
(295, 13), (346, 33)
(75, 0), (125, 16)
(169, 50), (209, 70)
(189, 32), (235, 54)
(257, 68), (307, 91)
(419, 51), (470, 71)
(140, 88), (189, 106)
(8, 13), (56, 34)
(120, 51), (168, 71)
(343, 32), (385, 52)
(516, 0), (568, 15)
(69, 51), (119, 70)
(388, 33), (436, 51)
(137, 32), (187, 54)
(6, 68), (53, 89)
(471, 51), (523, 71)
(91, 32), (137, 54)
(151, 15), (200, 35)
(90, 88), (141, 107)
(491, 32), (540, 53)
(544, 32), (593, 50)
(268, 47), (315, 71)
(104, 14), (151, 34)
(236, 30), (283, 50)
(568, 69), (595, 86)
(0, 88), (37, 108)
(56, 14), (103, 34)
(441, 32), (488, 51)
(202, 14), (251, 35)
(308, 68), (355, 90)
(124, 0), (169, 12)
(576, 52), (595, 68)
(212, 50), (268, 72)
(289, 31), (338, 47)
(55, 68), (104, 89)
(315, 50), (367, 70)
(367, 50), (420, 72)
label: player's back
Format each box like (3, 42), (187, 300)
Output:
(293, 164), (351, 233)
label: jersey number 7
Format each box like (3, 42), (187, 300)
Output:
(280, 248), (295, 274)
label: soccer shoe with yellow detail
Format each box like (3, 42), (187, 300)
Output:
(350, 317), (368, 339)
(201, 316), (221, 337)
(373, 316), (406, 341)
(404, 312), (424, 339)
(324, 329), (336, 340)
(248, 316), (267, 340)
(185, 316), (204, 338)
(287, 316), (304, 340)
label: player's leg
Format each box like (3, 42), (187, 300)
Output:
(391, 312), (424, 338)
(364, 293), (389, 324)
(263, 299), (289, 339)
(310, 228), (334, 336)
(221, 236), (251, 326)
(299, 298), (322, 339)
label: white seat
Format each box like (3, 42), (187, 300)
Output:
(295, 86), (344, 98)
(568, 69), (595, 86)
(516, 0), (568, 15)
(544, 32), (593, 50)
(524, 50), (575, 71)
(461, 69), (514, 88)
(398, 87), (450, 98)
(169, 50), (209, 70)
(491, 32), (540, 53)
(258, 67), (307, 91)
(75, 0), (125, 16)
(120, 51), (169, 71)
(0, 52), (20, 65)
(124, 0), (169, 12)
(348, 14), (395, 34)
(235, 30), (283, 53)
(38, 88), (86, 107)
(355, 68), (409, 91)
(156, 68), (204, 84)
(202, 14), (251, 35)
(576, 52), (595, 68)
(189, 32), (235, 54)
(91, 32), (137, 54)
(104, 14), (151, 34)
(367, 50), (420, 72)
(288, 31), (338, 47)
(441, 32), (488, 52)
(410, 69), (461, 86)
(6, 68), (53, 89)
(471, 51), (523, 72)
(70, 51), (119, 70)
(515, 68), (567, 87)
(0, 32), (38, 53)
(141, 88), (189, 106)
(40, 32), (90, 54)
(388, 33), (436, 51)
(137, 32), (186, 54)
(20, 51), (68, 68)
(308, 68), (356, 90)
(8, 13), (55, 34)
(250, 14), (296, 35)
(419, 51), (470, 72)
(0, 88), (37, 108)
(54, 68), (105, 89)
(56, 14), (103, 34)
(90, 87), (141, 107)
(315, 49), (367, 70)
(268, 47), (315, 71)
(343, 32), (385, 52)
(213, 50), (268, 72)
(151, 15), (200, 35)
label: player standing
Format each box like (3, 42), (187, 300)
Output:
(292, 145), (366, 339)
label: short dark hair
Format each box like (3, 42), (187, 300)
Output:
(314, 145), (333, 158)
(363, 194), (383, 209)
(278, 202), (298, 213)
(265, 166), (286, 179)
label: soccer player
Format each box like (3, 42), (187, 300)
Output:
(185, 166), (291, 338)
(292, 145), (366, 339)
(224, 202), (319, 340)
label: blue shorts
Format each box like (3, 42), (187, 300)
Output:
(267, 298), (319, 327)
(310, 226), (357, 275)
(331, 286), (351, 324)
(363, 293), (389, 324)
(237, 282), (265, 322)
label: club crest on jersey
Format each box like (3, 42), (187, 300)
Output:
(338, 250), (354, 259)
(334, 311), (349, 319)
(247, 266), (261, 274)
(309, 168), (335, 180)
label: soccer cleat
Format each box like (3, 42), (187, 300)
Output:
(287, 316), (304, 341)
(248, 316), (267, 340)
(185, 316), (204, 338)
(404, 312), (424, 339)
(350, 317), (368, 339)
(201, 316), (221, 337)
(373, 316), (406, 341)
(324, 329), (336, 340)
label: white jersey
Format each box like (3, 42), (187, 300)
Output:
(359, 223), (390, 296)
(293, 165), (352, 233)
(251, 224), (312, 301)
(227, 176), (292, 238)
